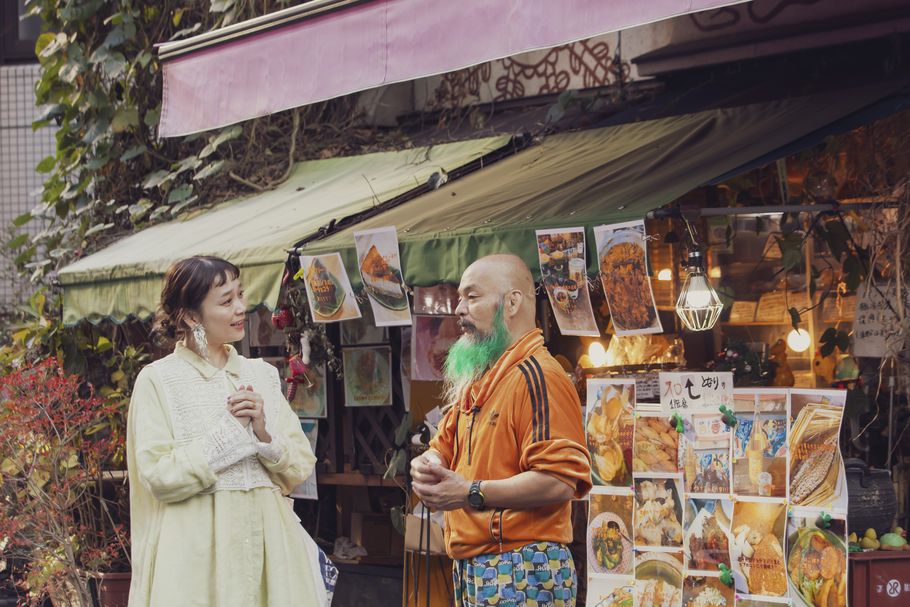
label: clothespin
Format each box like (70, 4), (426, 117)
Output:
(719, 405), (737, 429)
(670, 412), (684, 433)
(816, 512), (832, 529)
(718, 563), (733, 587)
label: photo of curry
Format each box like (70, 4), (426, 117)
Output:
(586, 380), (635, 486)
(787, 518), (847, 607)
(594, 221), (662, 335)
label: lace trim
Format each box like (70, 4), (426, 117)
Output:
(202, 413), (257, 473)
(255, 437), (284, 464)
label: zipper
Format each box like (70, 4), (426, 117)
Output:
(488, 508), (505, 552)
(467, 406), (479, 465)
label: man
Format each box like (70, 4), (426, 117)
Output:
(411, 254), (592, 607)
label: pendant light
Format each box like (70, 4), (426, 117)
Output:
(676, 250), (724, 331)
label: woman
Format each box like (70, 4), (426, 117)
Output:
(127, 256), (332, 606)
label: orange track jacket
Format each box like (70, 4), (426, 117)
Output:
(429, 329), (592, 560)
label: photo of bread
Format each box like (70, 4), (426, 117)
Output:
(789, 390), (847, 509)
(730, 500), (788, 597)
(633, 415), (679, 474)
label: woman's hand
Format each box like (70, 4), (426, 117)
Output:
(228, 385), (271, 442)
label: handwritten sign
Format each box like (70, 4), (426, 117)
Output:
(659, 371), (733, 413)
(612, 372), (660, 402)
(854, 283), (904, 358)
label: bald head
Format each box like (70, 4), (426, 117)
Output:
(456, 253), (537, 343)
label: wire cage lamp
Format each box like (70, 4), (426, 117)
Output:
(675, 215), (723, 331)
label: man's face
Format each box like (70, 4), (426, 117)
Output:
(454, 264), (502, 340)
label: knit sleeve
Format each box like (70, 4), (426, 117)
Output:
(514, 357), (592, 499)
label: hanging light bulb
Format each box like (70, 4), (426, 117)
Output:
(676, 250), (723, 331)
(588, 341), (609, 367)
(786, 328), (812, 352)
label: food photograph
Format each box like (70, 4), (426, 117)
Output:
(789, 390), (847, 510)
(633, 478), (684, 548)
(633, 415), (679, 474)
(300, 252), (361, 322)
(733, 389), (788, 498)
(354, 227), (412, 326)
(587, 379), (635, 487)
(535, 228), (600, 336)
(786, 515), (847, 607)
(680, 440), (730, 495)
(683, 498), (732, 573)
(635, 551), (683, 607)
(589, 491), (635, 575)
(681, 575), (734, 607)
(341, 345), (392, 407)
(730, 500), (788, 598)
(594, 221), (663, 335)
(587, 577), (635, 607)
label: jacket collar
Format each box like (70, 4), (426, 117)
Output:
(174, 341), (244, 379)
(462, 328), (544, 412)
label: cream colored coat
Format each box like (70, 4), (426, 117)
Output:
(126, 343), (320, 606)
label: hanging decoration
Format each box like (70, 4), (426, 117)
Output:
(298, 252), (362, 323)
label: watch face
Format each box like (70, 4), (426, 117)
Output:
(468, 493), (483, 508)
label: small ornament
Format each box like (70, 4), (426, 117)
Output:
(718, 563), (734, 586)
(816, 512), (832, 529)
(670, 412), (684, 433)
(271, 307), (293, 330)
(285, 353), (314, 401)
(719, 404), (737, 429)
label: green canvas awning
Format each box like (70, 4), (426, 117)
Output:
(304, 84), (901, 286)
(59, 136), (509, 325)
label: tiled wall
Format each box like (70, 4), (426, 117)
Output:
(0, 63), (55, 308)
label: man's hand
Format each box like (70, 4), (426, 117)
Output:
(412, 464), (470, 511)
(410, 450), (447, 486)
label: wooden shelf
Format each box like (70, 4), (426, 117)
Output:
(318, 473), (405, 487)
(722, 321), (793, 326)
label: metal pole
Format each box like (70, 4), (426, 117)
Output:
(647, 201), (899, 219)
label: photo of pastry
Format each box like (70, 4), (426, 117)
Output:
(587, 576), (634, 607)
(588, 491), (634, 575)
(633, 478), (683, 549)
(683, 498), (732, 573)
(354, 227), (412, 326)
(682, 574), (734, 607)
(299, 253), (361, 322)
(593, 220), (663, 335)
(733, 389), (788, 498)
(633, 415), (679, 474)
(786, 515), (847, 607)
(789, 390), (847, 510)
(730, 499), (788, 598)
(342, 346), (392, 407)
(635, 551), (683, 607)
(587, 379), (635, 487)
(535, 228), (600, 337)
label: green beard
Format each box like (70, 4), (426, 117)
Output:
(443, 306), (511, 386)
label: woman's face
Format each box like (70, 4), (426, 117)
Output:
(193, 275), (246, 347)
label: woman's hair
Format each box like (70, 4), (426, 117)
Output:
(151, 256), (240, 345)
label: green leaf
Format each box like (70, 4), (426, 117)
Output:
(781, 248), (802, 271)
(13, 212), (32, 227)
(788, 307), (801, 330)
(843, 255), (864, 291)
(36, 155), (56, 173)
(7, 234), (28, 249)
(129, 198), (153, 222)
(95, 336), (113, 353)
(820, 342), (835, 358)
(820, 327), (837, 343)
(35, 32), (67, 60)
(172, 8), (185, 26)
(212, 125), (243, 148)
(167, 184), (193, 204)
(111, 107), (139, 133)
(835, 331), (851, 352)
(173, 155), (202, 175)
(210, 0), (236, 13)
(142, 169), (173, 189)
(193, 159), (226, 181)
(144, 106), (161, 128)
(149, 205), (171, 221)
(85, 222), (115, 237)
(101, 25), (127, 49)
(170, 195), (198, 216)
(120, 144), (147, 162)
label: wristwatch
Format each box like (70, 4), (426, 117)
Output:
(467, 480), (486, 510)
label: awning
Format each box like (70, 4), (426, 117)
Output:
(58, 135), (509, 325)
(303, 83), (903, 285)
(156, 0), (751, 137)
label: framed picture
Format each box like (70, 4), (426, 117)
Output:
(289, 362), (328, 419)
(343, 346), (393, 407)
(340, 308), (389, 346)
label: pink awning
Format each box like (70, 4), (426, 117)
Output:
(157, 0), (751, 137)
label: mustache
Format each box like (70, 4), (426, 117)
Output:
(457, 319), (476, 333)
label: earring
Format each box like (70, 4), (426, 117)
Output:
(192, 324), (209, 361)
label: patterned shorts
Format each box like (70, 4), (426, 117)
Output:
(453, 542), (577, 607)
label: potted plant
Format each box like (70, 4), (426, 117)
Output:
(0, 357), (130, 606)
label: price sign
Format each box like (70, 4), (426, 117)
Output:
(659, 371), (733, 413)
(854, 283), (905, 358)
